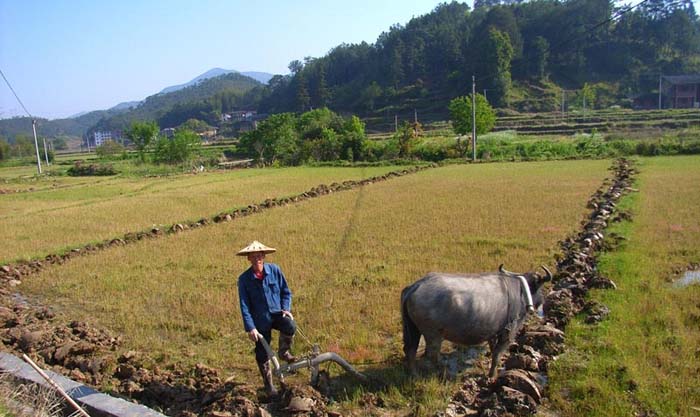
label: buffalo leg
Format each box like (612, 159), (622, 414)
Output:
(404, 336), (420, 375)
(424, 333), (442, 365)
(488, 332), (511, 378)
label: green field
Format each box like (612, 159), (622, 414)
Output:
(0, 165), (403, 263)
(19, 159), (610, 415)
(548, 155), (700, 417)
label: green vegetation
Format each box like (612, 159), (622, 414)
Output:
(153, 129), (201, 164)
(126, 120), (159, 161)
(19, 160), (610, 415)
(95, 140), (125, 158)
(548, 155), (700, 417)
(66, 161), (117, 176)
(238, 108), (369, 165)
(261, 1), (699, 117)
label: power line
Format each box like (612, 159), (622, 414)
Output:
(0, 67), (44, 173)
(0, 67), (33, 118)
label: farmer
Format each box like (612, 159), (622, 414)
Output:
(237, 240), (297, 396)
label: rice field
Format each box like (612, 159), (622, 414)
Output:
(0, 165), (402, 263)
(19, 159), (610, 414)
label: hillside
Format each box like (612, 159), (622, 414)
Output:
(259, 0), (700, 118)
(89, 72), (263, 133)
(158, 68), (273, 94)
(0, 72), (264, 141)
(0, 108), (128, 142)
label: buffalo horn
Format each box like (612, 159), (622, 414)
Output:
(541, 265), (553, 282)
(499, 264), (516, 276)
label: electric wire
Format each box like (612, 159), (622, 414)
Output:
(0, 67), (33, 118)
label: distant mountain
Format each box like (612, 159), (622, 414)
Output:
(0, 69), (271, 140)
(68, 111), (90, 118)
(0, 107), (127, 140)
(240, 71), (274, 85)
(88, 72), (263, 134)
(158, 68), (274, 94)
(109, 101), (141, 111)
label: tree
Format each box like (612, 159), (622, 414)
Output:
(449, 94), (496, 155)
(239, 113), (298, 165)
(153, 129), (201, 164)
(96, 140), (125, 158)
(0, 137), (9, 161)
(483, 28), (514, 107)
(53, 136), (68, 150)
(126, 121), (159, 161)
(340, 116), (368, 161)
(394, 121), (418, 158)
(294, 72), (311, 112)
(526, 36), (549, 80)
(288, 60), (304, 75)
(578, 83), (596, 110)
(13, 135), (34, 158)
(179, 118), (212, 134)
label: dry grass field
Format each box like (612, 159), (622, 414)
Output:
(0, 166), (402, 263)
(548, 155), (700, 417)
(19, 159), (610, 414)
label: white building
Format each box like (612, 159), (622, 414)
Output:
(87, 130), (123, 148)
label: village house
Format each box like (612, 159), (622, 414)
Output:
(661, 75), (700, 108)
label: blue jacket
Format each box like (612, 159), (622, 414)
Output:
(238, 263), (292, 332)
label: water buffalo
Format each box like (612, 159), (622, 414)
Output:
(401, 264), (551, 377)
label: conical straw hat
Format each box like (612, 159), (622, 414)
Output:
(236, 240), (277, 256)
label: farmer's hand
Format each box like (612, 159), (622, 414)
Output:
(248, 328), (262, 342)
(282, 310), (294, 320)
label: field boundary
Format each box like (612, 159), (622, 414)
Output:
(0, 164), (434, 282)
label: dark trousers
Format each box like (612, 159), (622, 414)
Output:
(254, 313), (296, 365)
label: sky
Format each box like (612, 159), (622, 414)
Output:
(1, 0), (698, 120)
(0, 0), (449, 120)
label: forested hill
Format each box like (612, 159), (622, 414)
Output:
(0, 109), (126, 142)
(89, 72), (263, 133)
(0, 72), (264, 141)
(260, 0), (700, 117)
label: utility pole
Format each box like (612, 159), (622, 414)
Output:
(472, 75), (477, 162)
(561, 89), (567, 119)
(658, 74), (662, 110)
(42, 136), (49, 165)
(414, 109), (418, 124)
(32, 119), (42, 174)
(394, 114), (398, 132)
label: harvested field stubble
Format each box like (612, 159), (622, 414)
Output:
(13, 160), (611, 415)
(0, 165), (403, 263)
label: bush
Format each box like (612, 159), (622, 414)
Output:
(95, 140), (125, 159)
(39, 148), (55, 163)
(153, 129), (202, 164)
(67, 161), (117, 176)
